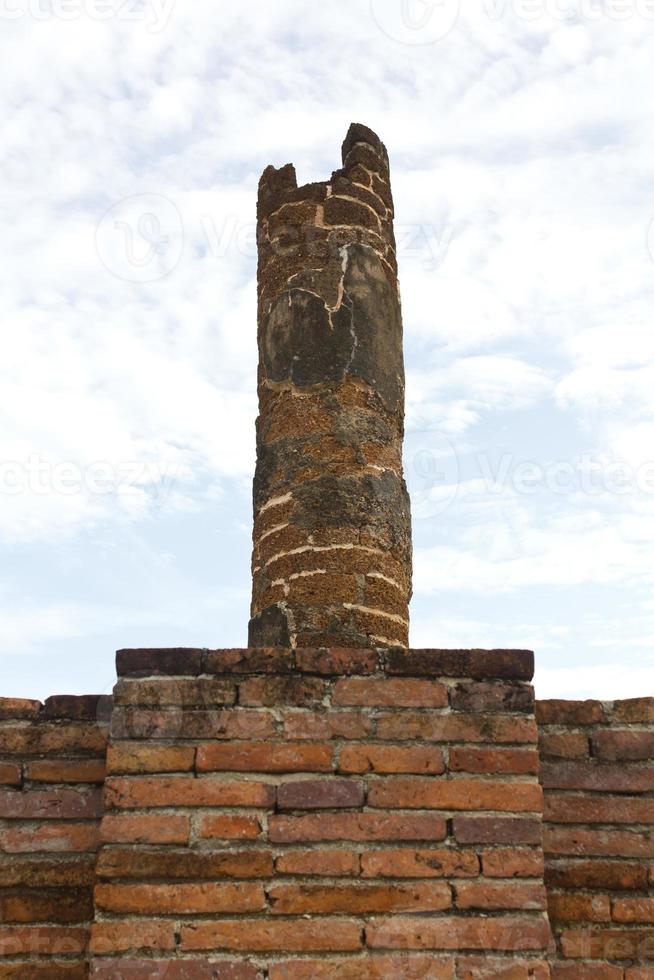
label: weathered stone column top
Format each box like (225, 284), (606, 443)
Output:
(250, 124), (412, 651)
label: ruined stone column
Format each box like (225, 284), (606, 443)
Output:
(249, 123), (412, 649)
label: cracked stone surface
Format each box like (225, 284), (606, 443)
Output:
(249, 123), (412, 649)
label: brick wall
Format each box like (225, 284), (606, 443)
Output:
(1, 655), (653, 978)
(0, 694), (110, 979)
(90, 647), (551, 978)
(538, 696), (654, 979)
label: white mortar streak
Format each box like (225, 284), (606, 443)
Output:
(258, 523), (290, 544)
(263, 543), (388, 570)
(343, 603), (409, 626)
(258, 493), (292, 515)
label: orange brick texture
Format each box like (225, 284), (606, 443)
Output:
(1, 652), (653, 976)
(0, 694), (110, 979)
(250, 123), (412, 650)
(538, 696), (654, 979)
(87, 646), (552, 977)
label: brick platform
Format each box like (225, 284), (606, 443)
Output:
(91, 647), (550, 978)
(1, 649), (652, 977)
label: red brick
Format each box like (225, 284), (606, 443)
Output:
(544, 826), (654, 858)
(612, 698), (654, 723)
(339, 745), (444, 775)
(105, 776), (275, 809)
(551, 966), (622, 980)
(0, 963), (88, 979)
(275, 849), (360, 876)
(333, 678), (447, 707)
(0, 787), (102, 820)
(113, 676), (236, 707)
(198, 814), (262, 839)
(239, 676), (326, 706)
(449, 748), (538, 775)
(450, 682), (533, 714)
(368, 778), (542, 812)
(362, 848), (479, 878)
(386, 649), (534, 680)
(283, 710), (371, 740)
(626, 969), (654, 980)
(536, 699), (604, 725)
(268, 958), (454, 979)
(592, 729), (654, 761)
(376, 713), (537, 744)
(100, 812), (189, 844)
(294, 648), (379, 674)
(277, 778), (364, 809)
(197, 742), (332, 773)
(0, 698), (41, 720)
(459, 960), (551, 979)
(366, 915), (551, 951)
(269, 812), (447, 843)
(180, 918), (362, 952)
(43, 694), (111, 720)
(24, 759), (106, 783)
(95, 882), (265, 914)
(540, 760), (654, 792)
(0, 888), (92, 923)
(561, 927), (654, 960)
(203, 648), (293, 674)
(613, 897), (654, 923)
(116, 647), (203, 676)
(0, 925), (87, 955)
(91, 962), (262, 980)
(0, 723), (107, 755)
(90, 919), (175, 953)
(454, 816), (542, 845)
(545, 859), (648, 891)
(0, 855), (96, 888)
(106, 743), (195, 774)
(0, 763), (21, 786)
(268, 881), (451, 915)
(96, 847), (273, 880)
(112, 707), (275, 740)
(456, 881), (546, 910)
(481, 848), (544, 879)
(1, 823), (100, 853)
(547, 890), (611, 922)
(544, 793), (654, 824)
(538, 730), (588, 759)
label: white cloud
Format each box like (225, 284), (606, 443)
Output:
(1, 2), (653, 694)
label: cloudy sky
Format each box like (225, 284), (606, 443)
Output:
(2, 0), (654, 701)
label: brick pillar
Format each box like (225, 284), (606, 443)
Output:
(250, 123), (412, 650)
